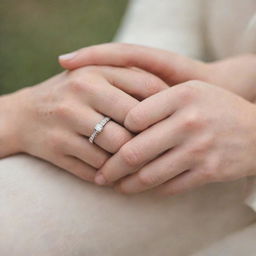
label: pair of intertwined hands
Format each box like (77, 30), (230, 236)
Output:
(2, 43), (256, 195)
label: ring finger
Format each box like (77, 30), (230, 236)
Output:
(64, 104), (133, 153)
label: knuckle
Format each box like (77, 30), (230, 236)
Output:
(125, 108), (145, 132)
(110, 129), (132, 153)
(182, 109), (202, 130)
(119, 145), (142, 167)
(55, 103), (72, 119)
(189, 136), (213, 156)
(68, 75), (96, 95)
(177, 84), (195, 103)
(68, 77), (85, 93)
(143, 76), (166, 96)
(94, 154), (108, 169)
(177, 80), (203, 103)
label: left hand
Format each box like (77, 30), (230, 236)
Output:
(94, 80), (256, 195)
(0, 65), (168, 182)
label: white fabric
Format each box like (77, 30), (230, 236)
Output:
(1, 0), (256, 255)
(115, 0), (205, 60)
(206, 0), (256, 59)
(191, 222), (256, 256)
(1, 155), (255, 255)
(116, 0), (256, 59)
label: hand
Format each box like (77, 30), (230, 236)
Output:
(94, 81), (256, 195)
(0, 66), (168, 182)
(58, 43), (256, 102)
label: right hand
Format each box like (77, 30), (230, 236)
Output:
(58, 43), (256, 102)
(0, 66), (168, 182)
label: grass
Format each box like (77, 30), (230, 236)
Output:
(0, 0), (128, 94)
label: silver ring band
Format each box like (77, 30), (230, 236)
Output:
(89, 116), (111, 144)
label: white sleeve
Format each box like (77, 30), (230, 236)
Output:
(114, 0), (205, 60)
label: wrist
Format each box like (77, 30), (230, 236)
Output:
(0, 88), (29, 157)
(205, 54), (256, 102)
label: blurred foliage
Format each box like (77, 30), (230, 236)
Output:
(0, 0), (128, 94)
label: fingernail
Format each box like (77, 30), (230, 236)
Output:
(59, 52), (77, 61)
(95, 173), (107, 186)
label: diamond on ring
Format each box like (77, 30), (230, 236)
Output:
(89, 117), (111, 144)
(95, 124), (103, 132)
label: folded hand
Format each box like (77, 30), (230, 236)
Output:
(95, 81), (256, 195)
(2, 66), (167, 182)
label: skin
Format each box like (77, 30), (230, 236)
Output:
(0, 65), (168, 182)
(58, 43), (256, 195)
(96, 81), (256, 195)
(59, 43), (256, 103)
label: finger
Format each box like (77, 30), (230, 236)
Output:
(76, 74), (139, 125)
(124, 84), (188, 133)
(96, 66), (168, 100)
(95, 114), (186, 185)
(59, 43), (200, 84)
(114, 147), (194, 194)
(64, 134), (110, 169)
(62, 105), (133, 153)
(68, 66), (167, 126)
(54, 155), (97, 183)
(154, 168), (207, 196)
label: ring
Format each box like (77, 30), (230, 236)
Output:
(89, 116), (111, 144)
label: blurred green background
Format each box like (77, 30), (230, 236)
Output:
(0, 0), (128, 94)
